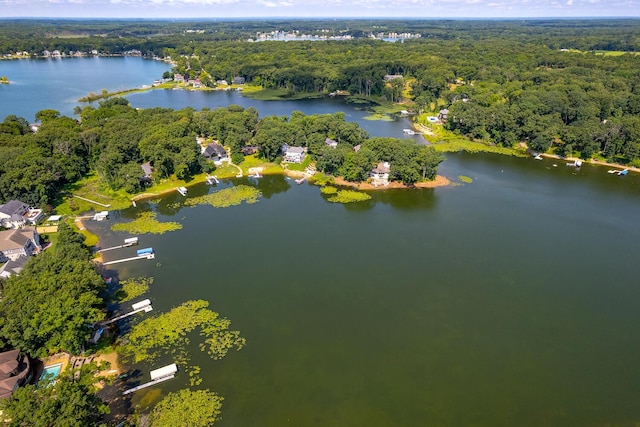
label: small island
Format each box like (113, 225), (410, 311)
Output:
(0, 75), (9, 84)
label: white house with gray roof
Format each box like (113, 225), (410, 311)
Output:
(0, 200), (43, 229)
(283, 146), (307, 163)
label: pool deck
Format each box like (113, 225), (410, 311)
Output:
(42, 352), (70, 375)
(39, 351), (121, 387)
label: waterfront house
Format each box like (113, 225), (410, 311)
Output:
(283, 146), (307, 163)
(0, 200), (43, 229)
(204, 143), (229, 165)
(0, 349), (32, 400)
(371, 162), (391, 187)
(438, 109), (449, 122)
(0, 226), (41, 263)
(325, 138), (338, 148)
(233, 76), (246, 85)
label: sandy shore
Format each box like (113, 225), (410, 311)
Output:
(333, 175), (450, 190)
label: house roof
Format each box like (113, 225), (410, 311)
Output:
(286, 146), (307, 155)
(0, 255), (29, 276)
(203, 145), (216, 157)
(325, 138), (337, 146)
(141, 162), (153, 176)
(0, 200), (29, 216)
(205, 143), (227, 158)
(0, 349), (30, 400)
(372, 162), (391, 174)
(0, 227), (36, 252)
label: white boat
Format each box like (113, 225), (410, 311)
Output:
(566, 159), (582, 167)
(403, 128), (416, 135)
(206, 175), (219, 185)
(177, 186), (188, 196)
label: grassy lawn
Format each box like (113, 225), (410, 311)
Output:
(212, 165), (242, 179)
(56, 174), (131, 215)
(237, 155), (283, 175)
(284, 155), (312, 172)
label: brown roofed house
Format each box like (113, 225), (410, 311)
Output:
(0, 349), (32, 400)
(0, 226), (41, 263)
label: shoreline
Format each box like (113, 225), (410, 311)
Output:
(411, 122), (639, 173)
(333, 175), (450, 190)
(539, 153), (639, 173)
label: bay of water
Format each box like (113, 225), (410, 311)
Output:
(0, 57), (170, 121)
(89, 154), (640, 427)
(4, 57), (640, 425)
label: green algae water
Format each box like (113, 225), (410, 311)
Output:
(93, 153), (640, 427)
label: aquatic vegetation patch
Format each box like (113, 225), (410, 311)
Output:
(327, 189), (372, 203)
(363, 113), (394, 121)
(185, 185), (261, 208)
(320, 186), (338, 195)
(458, 175), (473, 184)
(119, 300), (246, 383)
(116, 277), (153, 302)
(111, 212), (182, 234)
(311, 173), (335, 187)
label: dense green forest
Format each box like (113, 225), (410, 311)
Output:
(0, 101), (442, 206)
(2, 19), (639, 166)
(0, 222), (105, 357)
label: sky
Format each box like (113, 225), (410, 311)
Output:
(0, 0), (638, 19)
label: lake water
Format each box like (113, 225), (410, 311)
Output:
(5, 57), (640, 426)
(0, 57), (170, 121)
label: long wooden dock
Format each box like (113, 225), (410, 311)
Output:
(122, 375), (174, 395)
(103, 305), (153, 325)
(96, 242), (136, 253)
(103, 254), (154, 265)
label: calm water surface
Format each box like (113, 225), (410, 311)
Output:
(90, 153), (640, 427)
(5, 58), (640, 426)
(0, 57), (170, 121)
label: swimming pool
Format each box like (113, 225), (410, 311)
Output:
(39, 363), (62, 383)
